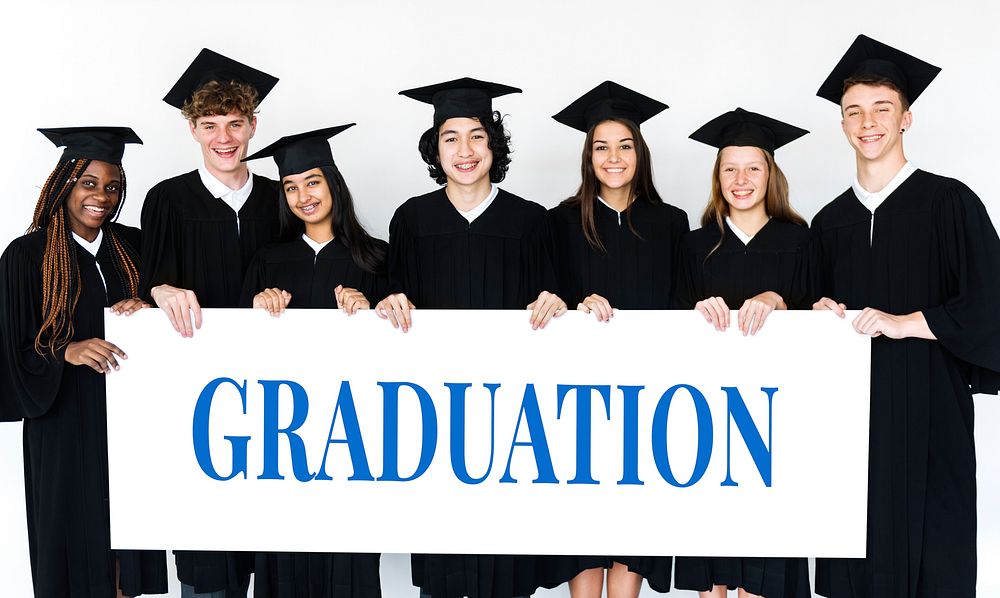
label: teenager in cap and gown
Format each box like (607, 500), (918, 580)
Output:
(238, 125), (388, 598)
(811, 34), (1000, 598)
(673, 108), (814, 598)
(376, 77), (566, 334)
(376, 77), (566, 598)
(0, 128), (167, 597)
(538, 81), (687, 598)
(138, 48), (281, 598)
(139, 48), (281, 338)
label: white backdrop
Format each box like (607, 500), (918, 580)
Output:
(0, 1), (998, 596)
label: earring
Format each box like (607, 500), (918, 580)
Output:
(900, 128), (906, 133)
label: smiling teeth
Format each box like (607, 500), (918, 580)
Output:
(606, 168), (625, 173)
(84, 206), (106, 213)
(860, 135), (882, 142)
(456, 163), (476, 170)
(215, 148), (237, 155)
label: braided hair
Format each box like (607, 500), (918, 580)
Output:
(29, 158), (140, 355)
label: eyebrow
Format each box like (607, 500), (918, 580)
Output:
(593, 137), (635, 144)
(282, 173), (322, 185)
(843, 99), (895, 111)
(440, 127), (486, 136)
(720, 161), (766, 167)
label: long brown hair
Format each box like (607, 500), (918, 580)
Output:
(28, 158), (140, 355)
(700, 147), (806, 256)
(562, 118), (663, 252)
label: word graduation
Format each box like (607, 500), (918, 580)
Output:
(192, 378), (777, 488)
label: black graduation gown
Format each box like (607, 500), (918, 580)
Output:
(387, 187), (553, 310)
(811, 170), (1000, 598)
(241, 237), (388, 598)
(139, 169), (280, 592)
(675, 218), (816, 311)
(537, 197), (686, 594)
(139, 170), (280, 307)
(546, 197), (689, 309)
(388, 187), (550, 598)
(0, 224), (168, 598)
(672, 219), (813, 598)
(240, 237), (391, 310)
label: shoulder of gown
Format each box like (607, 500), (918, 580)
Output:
(0, 230), (65, 421)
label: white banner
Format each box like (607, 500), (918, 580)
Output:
(105, 309), (870, 557)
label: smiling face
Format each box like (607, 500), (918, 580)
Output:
(66, 160), (121, 241)
(841, 83), (911, 164)
(437, 117), (494, 189)
(718, 145), (769, 216)
(189, 111), (257, 180)
(282, 168), (334, 238)
(591, 120), (637, 197)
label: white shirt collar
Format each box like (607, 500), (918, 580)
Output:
(302, 233), (333, 256)
(72, 230), (107, 290)
(72, 229), (103, 257)
(455, 184), (499, 224)
(725, 216), (758, 245)
(852, 161), (916, 214)
(198, 165), (254, 211)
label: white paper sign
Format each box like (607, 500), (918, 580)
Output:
(105, 309), (870, 557)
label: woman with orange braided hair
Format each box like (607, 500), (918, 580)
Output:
(0, 127), (166, 598)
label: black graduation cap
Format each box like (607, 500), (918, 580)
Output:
(816, 34), (941, 106)
(553, 81), (668, 133)
(38, 127), (143, 165)
(163, 48), (279, 109)
(689, 108), (808, 154)
(242, 124), (355, 179)
(399, 77), (521, 127)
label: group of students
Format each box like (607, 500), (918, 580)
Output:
(1, 32), (999, 598)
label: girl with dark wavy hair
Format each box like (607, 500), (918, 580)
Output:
(541, 81), (687, 598)
(239, 125), (388, 598)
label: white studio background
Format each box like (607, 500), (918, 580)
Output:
(0, 1), (997, 596)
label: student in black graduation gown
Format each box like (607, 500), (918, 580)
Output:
(377, 77), (566, 598)
(138, 48), (281, 598)
(376, 77), (566, 334)
(0, 128), (167, 597)
(140, 48), (281, 337)
(672, 109), (813, 598)
(809, 35), (1000, 598)
(239, 126), (387, 598)
(539, 81), (687, 598)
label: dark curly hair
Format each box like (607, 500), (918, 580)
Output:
(417, 111), (512, 185)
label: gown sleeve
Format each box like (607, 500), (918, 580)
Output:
(522, 209), (558, 304)
(238, 249), (268, 308)
(386, 208), (416, 301)
(922, 183), (1000, 394)
(669, 212), (692, 309)
(138, 185), (181, 303)
(0, 239), (66, 421)
(672, 232), (701, 310)
(365, 239), (394, 303)
(785, 228), (821, 310)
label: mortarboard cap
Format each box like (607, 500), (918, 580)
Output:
(689, 108), (808, 154)
(163, 48), (279, 109)
(816, 34), (941, 106)
(553, 81), (668, 133)
(399, 77), (521, 127)
(38, 127), (143, 165)
(243, 124), (355, 179)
